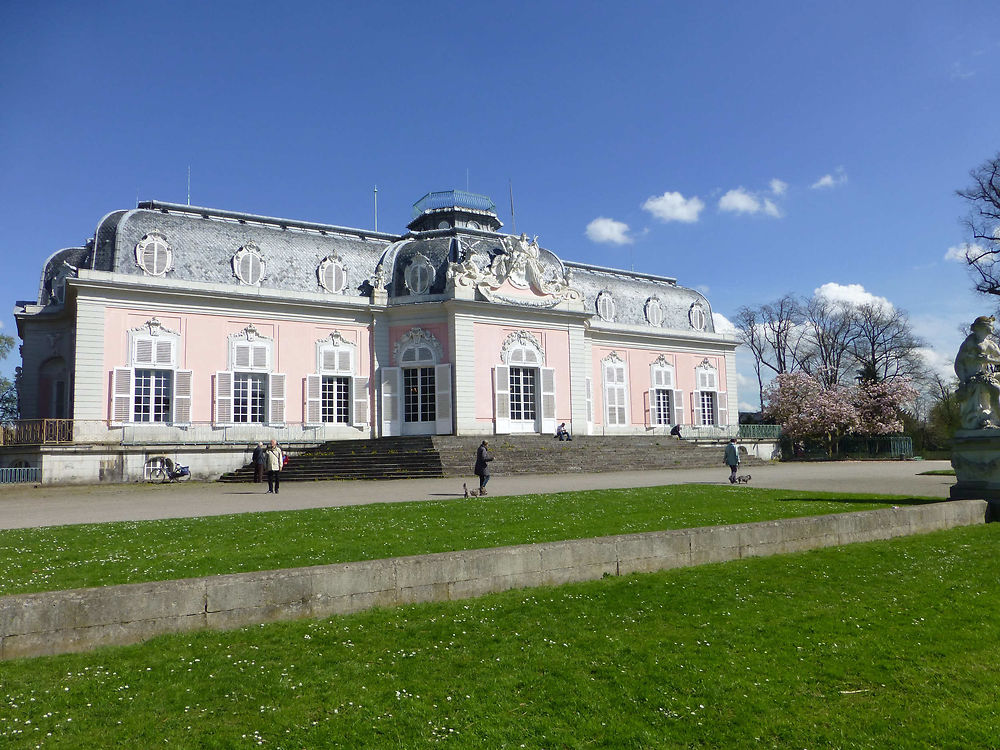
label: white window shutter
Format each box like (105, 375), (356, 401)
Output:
(585, 376), (594, 434)
(215, 371), (234, 426)
(252, 343), (269, 371)
(540, 366), (556, 435)
(644, 390), (652, 428)
(111, 367), (132, 425)
(493, 365), (510, 434)
(672, 389), (684, 426)
(380, 367), (401, 436)
(304, 374), (322, 427)
(717, 392), (728, 428)
(134, 339), (154, 366)
(154, 339), (174, 366)
(320, 348), (338, 372)
(269, 373), (286, 426)
(173, 369), (193, 426)
(338, 349), (353, 374)
(691, 390), (702, 425)
(353, 376), (370, 428)
(234, 343), (251, 370)
(434, 363), (452, 434)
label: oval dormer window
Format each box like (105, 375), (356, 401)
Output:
(689, 302), (707, 331)
(317, 255), (347, 293)
(645, 297), (663, 327)
(596, 291), (616, 322)
(405, 254), (435, 295)
(233, 243), (265, 286)
(135, 232), (173, 276)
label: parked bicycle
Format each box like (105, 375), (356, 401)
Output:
(149, 463), (191, 483)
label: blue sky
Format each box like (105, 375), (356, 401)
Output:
(2, 1), (998, 409)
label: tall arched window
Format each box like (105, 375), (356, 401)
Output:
(693, 361), (727, 427)
(111, 318), (191, 427)
(214, 324), (284, 426)
(304, 332), (368, 429)
(602, 352), (628, 426)
(493, 331), (555, 435)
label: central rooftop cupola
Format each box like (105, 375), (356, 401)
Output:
(407, 190), (503, 233)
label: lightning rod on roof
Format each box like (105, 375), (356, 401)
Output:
(373, 185), (378, 233)
(509, 179), (516, 234)
(187, 166), (191, 206)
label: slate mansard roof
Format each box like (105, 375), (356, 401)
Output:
(26, 197), (718, 335)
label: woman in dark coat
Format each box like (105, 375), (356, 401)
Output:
(474, 440), (493, 495)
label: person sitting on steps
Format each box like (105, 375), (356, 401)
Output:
(555, 422), (572, 441)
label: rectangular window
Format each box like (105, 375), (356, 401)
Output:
(322, 375), (350, 423)
(234, 372), (267, 423)
(403, 367), (436, 422)
(133, 369), (173, 423)
(700, 390), (716, 426)
(654, 388), (672, 425)
(509, 367), (537, 421)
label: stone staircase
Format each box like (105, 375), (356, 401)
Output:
(218, 435), (759, 483)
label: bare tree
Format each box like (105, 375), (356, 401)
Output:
(958, 152), (1000, 295)
(850, 302), (926, 384)
(733, 305), (769, 411)
(800, 296), (856, 387)
(733, 296), (808, 410)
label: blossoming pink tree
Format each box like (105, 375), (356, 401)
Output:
(764, 373), (858, 455)
(764, 372), (916, 456)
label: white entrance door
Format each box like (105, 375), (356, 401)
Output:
(402, 366), (437, 435)
(508, 366), (538, 433)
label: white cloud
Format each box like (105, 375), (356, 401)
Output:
(811, 167), (847, 189)
(696, 284), (710, 295)
(713, 312), (737, 335)
(916, 347), (955, 381)
(945, 244), (971, 262)
(585, 217), (633, 245)
(814, 282), (893, 310)
(718, 187), (782, 218)
(718, 187), (759, 214)
(769, 178), (788, 196)
(642, 191), (704, 223)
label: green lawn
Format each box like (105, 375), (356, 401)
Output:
(0, 523), (996, 748)
(0, 485), (936, 596)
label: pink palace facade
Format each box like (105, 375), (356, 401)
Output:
(14, 191), (738, 480)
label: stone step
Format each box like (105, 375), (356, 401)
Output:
(218, 434), (759, 483)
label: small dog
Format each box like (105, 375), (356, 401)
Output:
(735, 474), (752, 484)
(463, 482), (483, 498)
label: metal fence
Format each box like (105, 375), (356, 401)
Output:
(0, 466), (41, 483)
(738, 424), (782, 440)
(0, 420), (74, 446)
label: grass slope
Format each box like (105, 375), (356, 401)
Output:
(0, 524), (996, 748)
(0, 485), (934, 596)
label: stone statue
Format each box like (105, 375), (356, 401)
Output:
(955, 315), (1000, 429)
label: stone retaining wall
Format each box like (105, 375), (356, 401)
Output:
(0, 499), (989, 660)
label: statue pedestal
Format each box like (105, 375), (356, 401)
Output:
(950, 429), (1000, 499)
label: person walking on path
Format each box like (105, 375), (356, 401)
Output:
(266, 439), (284, 494)
(724, 438), (740, 484)
(252, 442), (266, 483)
(474, 440), (493, 495)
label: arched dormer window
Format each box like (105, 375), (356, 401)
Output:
(135, 232), (173, 277)
(689, 302), (707, 331)
(404, 253), (436, 295)
(317, 254), (348, 293)
(596, 292), (616, 322)
(233, 243), (265, 286)
(645, 297), (663, 327)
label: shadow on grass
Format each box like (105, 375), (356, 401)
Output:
(776, 496), (939, 506)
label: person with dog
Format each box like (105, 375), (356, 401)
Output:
(474, 440), (493, 495)
(724, 438), (740, 484)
